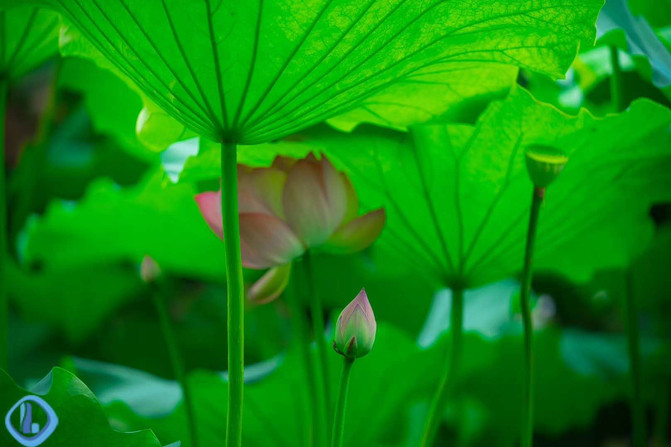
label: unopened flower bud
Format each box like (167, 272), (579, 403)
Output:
(525, 145), (568, 188)
(140, 255), (162, 284)
(334, 289), (376, 359)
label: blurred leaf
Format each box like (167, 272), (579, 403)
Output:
(461, 327), (633, 444)
(25, 0), (602, 144)
(316, 87), (671, 288)
(597, 0), (671, 89)
(0, 367), (166, 446)
(167, 136), (316, 184)
(57, 57), (157, 160)
(70, 313), (642, 447)
(72, 324), (443, 447)
(23, 169), (225, 281)
(0, 4), (59, 80)
(7, 261), (142, 343)
(628, 0), (671, 29)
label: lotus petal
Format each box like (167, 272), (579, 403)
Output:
(238, 166), (287, 218)
(323, 209), (386, 255)
(282, 159), (335, 246)
(247, 263), (292, 305)
(240, 213), (305, 269)
(195, 191), (223, 239)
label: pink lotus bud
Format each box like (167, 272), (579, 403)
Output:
(140, 255), (161, 283)
(334, 289), (376, 359)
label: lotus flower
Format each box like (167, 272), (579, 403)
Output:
(195, 153), (386, 303)
(333, 289), (376, 359)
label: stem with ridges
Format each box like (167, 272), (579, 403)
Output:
(151, 281), (198, 447)
(610, 45), (624, 112)
(331, 357), (354, 447)
(421, 286), (464, 447)
(221, 142), (244, 447)
(624, 270), (646, 447)
(288, 266), (328, 447)
(303, 251), (332, 431)
(520, 187), (544, 447)
(0, 79), (8, 371)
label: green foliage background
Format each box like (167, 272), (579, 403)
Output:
(1, 0), (671, 446)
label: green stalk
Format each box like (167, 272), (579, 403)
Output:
(331, 357), (354, 447)
(151, 282), (198, 447)
(653, 381), (667, 447)
(288, 266), (328, 447)
(610, 45), (624, 112)
(624, 271), (646, 447)
(610, 43), (646, 446)
(520, 187), (544, 447)
(221, 142), (244, 447)
(421, 286), (464, 447)
(0, 79), (8, 371)
(303, 251), (332, 430)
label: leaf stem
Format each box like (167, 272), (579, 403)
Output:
(151, 281), (198, 447)
(520, 186), (544, 447)
(421, 286), (464, 447)
(624, 270), (647, 447)
(609, 45), (624, 112)
(653, 380), (668, 447)
(0, 78), (8, 371)
(288, 266), (328, 447)
(303, 251), (332, 432)
(331, 357), (354, 447)
(221, 142), (244, 447)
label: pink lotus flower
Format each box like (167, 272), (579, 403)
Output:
(195, 153), (385, 304)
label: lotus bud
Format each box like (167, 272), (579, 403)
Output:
(140, 255), (162, 284)
(334, 289), (376, 359)
(524, 145), (568, 188)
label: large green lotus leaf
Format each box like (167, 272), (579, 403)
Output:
(12, 0), (603, 144)
(313, 87), (671, 288)
(0, 4), (59, 80)
(0, 367), (167, 446)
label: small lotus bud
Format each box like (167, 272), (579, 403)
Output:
(334, 289), (376, 359)
(524, 145), (568, 188)
(140, 255), (162, 284)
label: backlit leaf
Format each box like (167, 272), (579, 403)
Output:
(318, 87), (671, 287)
(16, 0), (602, 144)
(0, 4), (59, 80)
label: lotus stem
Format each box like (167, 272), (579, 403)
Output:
(624, 270), (647, 447)
(221, 142), (244, 447)
(421, 286), (464, 447)
(610, 45), (624, 112)
(653, 380), (668, 447)
(519, 186), (544, 447)
(331, 357), (354, 447)
(150, 280), (198, 447)
(0, 79), (7, 371)
(303, 251), (332, 431)
(288, 266), (328, 447)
